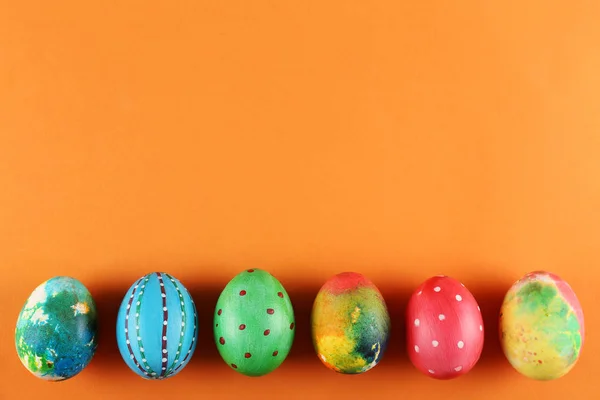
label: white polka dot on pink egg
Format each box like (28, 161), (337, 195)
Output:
(406, 275), (484, 380)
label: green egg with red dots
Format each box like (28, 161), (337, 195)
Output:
(214, 269), (295, 376)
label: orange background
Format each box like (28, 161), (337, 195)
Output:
(1, 1), (598, 399)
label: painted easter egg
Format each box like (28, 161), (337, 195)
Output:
(214, 268), (295, 376)
(406, 275), (484, 379)
(311, 272), (390, 374)
(116, 272), (198, 379)
(499, 271), (584, 380)
(15, 276), (98, 381)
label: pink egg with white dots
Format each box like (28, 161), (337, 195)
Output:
(406, 275), (484, 379)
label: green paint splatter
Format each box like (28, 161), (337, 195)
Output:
(516, 282), (557, 314)
(514, 280), (582, 365)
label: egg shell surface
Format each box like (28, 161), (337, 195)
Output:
(15, 276), (98, 381)
(214, 268), (295, 377)
(311, 272), (390, 374)
(406, 275), (484, 379)
(499, 271), (584, 380)
(116, 272), (198, 379)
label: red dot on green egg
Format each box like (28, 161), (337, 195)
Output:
(239, 324), (246, 330)
(231, 363), (237, 369)
(219, 337), (225, 345)
(277, 292), (283, 298)
(273, 350), (278, 356)
(290, 322), (295, 330)
(247, 269), (254, 272)
(217, 309), (222, 315)
(240, 290), (247, 296)
(267, 308), (274, 314)
(245, 352), (252, 358)
(264, 329), (270, 336)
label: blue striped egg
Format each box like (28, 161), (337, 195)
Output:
(116, 272), (198, 379)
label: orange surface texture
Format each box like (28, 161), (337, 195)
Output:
(1, 1), (599, 399)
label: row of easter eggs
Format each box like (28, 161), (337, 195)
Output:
(15, 269), (584, 382)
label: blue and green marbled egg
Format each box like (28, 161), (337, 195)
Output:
(15, 276), (98, 381)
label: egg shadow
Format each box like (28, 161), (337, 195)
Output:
(87, 285), (129, 371)
(185, 283), (223, 364)
(469, 284), (509, 369)
(377, 282), (416, 369)
(284, 283), (321, 363)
